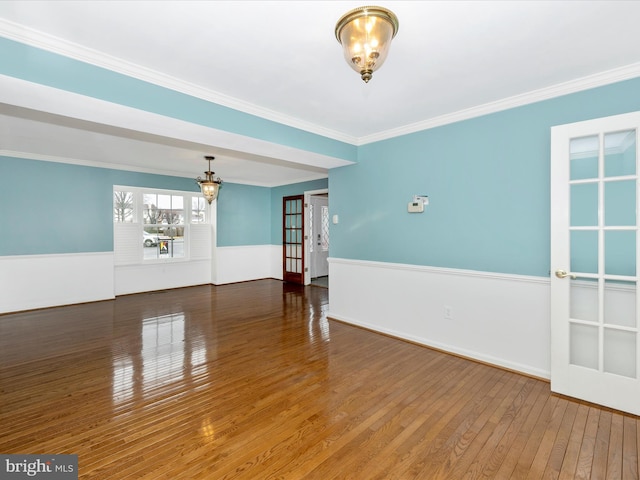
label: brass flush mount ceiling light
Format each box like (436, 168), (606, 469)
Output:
(196, 156), (223, 204)
(335, 5), (399, 83)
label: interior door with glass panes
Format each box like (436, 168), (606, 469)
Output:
(550, 111), (640, 416)
(283, 195), (304, 284)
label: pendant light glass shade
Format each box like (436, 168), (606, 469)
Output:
(335, 6), (399, 83)
(197, 156), (222, 204)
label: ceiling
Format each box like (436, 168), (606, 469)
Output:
(1, 1), (640, 186)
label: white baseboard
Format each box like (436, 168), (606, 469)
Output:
(0, 252), (115, 314)
(327, 258), (551, 379)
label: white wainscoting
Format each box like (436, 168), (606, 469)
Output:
(0, 252), (115, 314)
(328, 258), (551, 379)
(114, 259), (212, 296)
(215, 245), (282, 285)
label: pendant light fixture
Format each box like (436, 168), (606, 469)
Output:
(335, 5), (399, 83)
(196, 156), (223, 204)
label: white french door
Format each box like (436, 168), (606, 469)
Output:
(550, 111), (640, 416)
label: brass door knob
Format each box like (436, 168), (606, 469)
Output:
(555, 269), (576, 279)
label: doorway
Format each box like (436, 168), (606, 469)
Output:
(304, 189), (329, 288)
(309, 194), (329, 287)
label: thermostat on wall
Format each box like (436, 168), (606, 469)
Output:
(408, 195), (428, 213)
(408, 201), (424, 213)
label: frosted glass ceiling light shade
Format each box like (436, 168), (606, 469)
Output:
(335, 5), (399, 83)
(197, 156), (223, 204)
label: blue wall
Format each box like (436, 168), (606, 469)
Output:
(0, 156), (198, 255)
(330, 77), (640, 277)
(217, 183), (271, 247)
(0, 155), (327, 255)
(3, 38), (640, 276)
(0, 37), (356, 162)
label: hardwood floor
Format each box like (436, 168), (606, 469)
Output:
(1, 279), (638, 479)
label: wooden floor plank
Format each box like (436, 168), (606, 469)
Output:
(557, 404), (590, 480)
(491, 379), (554, 480)
(543, 400), (579, 478)
(623, 416), (639, 480)
(575, 407), (602, 480)
(592, 410), (613, 478)
(1, 280), (639, 479)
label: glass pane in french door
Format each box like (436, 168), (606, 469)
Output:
(604, 130), (636, 177)
(604, 279), (636, 328)
(603, 328), (636, 378)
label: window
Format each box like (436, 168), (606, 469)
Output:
(114, 186), (211, 264)
(143, 193), (185, 260)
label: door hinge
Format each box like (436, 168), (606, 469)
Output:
(305, 267), (309, 272)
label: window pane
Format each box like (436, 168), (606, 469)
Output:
(157, 194), (171, 210)
(321, 205), (330, 251)
(604, 280), (636, 328)
(171, 195), (184, 209)
(604, 180), (636, 227)
(168, 209), (184, 225)
(571, 183), (598, 227)
(143, 194), (162, 224)
(605, 130), (636, 177)
(604, 328), (636, 378)
(570, 323), (599, 370)
(605, 230), (635, 276)
(191, 197), (206, 223)
(113, 191), (134, 223)
(143, 227), (160, 260)
(570, 136), (599, 181)
(570, 279), (598, 323)
(571, 230), (598, 274)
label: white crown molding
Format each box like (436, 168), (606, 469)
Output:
(358, 62), (640, 145)
(0, 18), (358, 145)
(2, 18), (639, 149)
